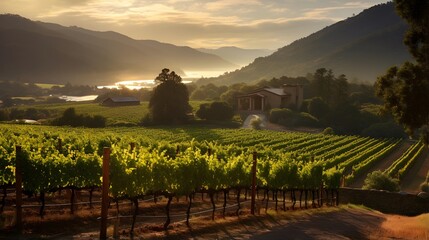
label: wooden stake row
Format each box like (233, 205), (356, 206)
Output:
(13, 145), (257, 238)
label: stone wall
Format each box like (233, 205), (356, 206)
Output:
(339, 187), (429, 216)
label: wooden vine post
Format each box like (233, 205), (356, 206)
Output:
(100, 147), (110, 239)
(251, 151), (257, 215)
(15, 145), (23, 231)
(57, 138), (62, 152)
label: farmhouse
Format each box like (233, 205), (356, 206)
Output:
(237, 84), (303, 112)
(101, 96), (140, 107)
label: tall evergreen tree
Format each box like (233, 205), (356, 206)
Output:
(375, 0), (429, 138)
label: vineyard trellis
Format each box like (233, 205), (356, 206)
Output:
(0, 124), (421, 236)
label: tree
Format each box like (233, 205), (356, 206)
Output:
(375, 0), (429, 138)
(395, 0), (429, 68)
(195, 103), (210, 120)
(149, 68), (191, 124)
(375, 63), (429, 134)
(307, 97), (330, 120)
(333, 74), (349, 105)
(190, 83), (228, 101)
(311, 68), (334, 105)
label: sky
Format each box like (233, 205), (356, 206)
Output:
(1, 0), (389, 49)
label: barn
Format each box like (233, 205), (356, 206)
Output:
(101, 97), (140, 107)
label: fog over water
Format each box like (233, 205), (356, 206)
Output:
(97, 70), (225, 90)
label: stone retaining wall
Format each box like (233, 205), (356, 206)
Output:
(339, 187), (429, 216)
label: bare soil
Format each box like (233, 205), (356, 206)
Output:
(1, 190), (429, 240)
(401, 147), (429, 193)
(348, 141), (412, 189)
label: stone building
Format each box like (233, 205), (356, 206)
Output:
(237, 84), (303, 112)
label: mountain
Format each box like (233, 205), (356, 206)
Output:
(197, 47), (273, 67)
(199, 2), (412, 86)
(0, 14), (236, 85)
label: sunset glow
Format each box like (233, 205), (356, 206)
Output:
(1, 0), (388, 49)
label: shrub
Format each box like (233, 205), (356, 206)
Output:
(269, 108), (293, 123)
(307, 97), (329, 119)
(0, 109), (9, 121)
(196, 101), (234, 121)
(84, 115), (107, 128)
(269, 108), (319, 128)
(110, 121), (138, 127)
(323, 127), (334, 135)
(362, 170), (400, 192)
(140, 113), (154, 126)
(295, 112), (319, 127)
(196, 103), (210, 120)
(361, 121), (406, 138)
(420, 170), (429, 193)
(52, 108), (106, 128)
(250, 116), (262, 130)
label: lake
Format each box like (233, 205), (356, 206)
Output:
(58, 95), (98, 102)
(97, 79), (193, 90)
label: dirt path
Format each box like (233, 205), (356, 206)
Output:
(400, 147), (429, 193)
(13, 205), (426, 239)
(242, 114), (269, 129)
(250, 206), (429, 240)
(348, 141), (412, 189)
(242, 114), (321, 133)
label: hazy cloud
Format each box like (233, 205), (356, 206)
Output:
(0, 0), (389, 48)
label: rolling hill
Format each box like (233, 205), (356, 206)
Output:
(0, 14), (236, 85)
(199, 2), (412, 86)
(197, 47), (273, 67)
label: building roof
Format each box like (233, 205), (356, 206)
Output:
(104, 97), (140, 103)
(263, 88), (286, 96)
(237, 87), (289, 98)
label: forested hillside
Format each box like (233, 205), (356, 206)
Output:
(0, 14), (235, 85)
(200, 2), (411, 85)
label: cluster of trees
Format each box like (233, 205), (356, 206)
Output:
(0, 81), (98, 107)
(189, 73), (377, 107)
(95, 88), (151, 103)
(142, 69), (236, 125)
(52, 108), (106, 128)
(190, 84), (228, 101)
(205, 67), (399, 137)
(0, 81), (45, 100)
(4, 0), (427, 137)
(145, 67), (364, 130)
(0, 108), (51, 121)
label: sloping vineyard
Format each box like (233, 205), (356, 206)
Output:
(0, 124), (421, 232)
(385, 141), (425, 179)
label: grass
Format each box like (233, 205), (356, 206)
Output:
(34, 83), (64, 89)
(16, 100), (211, 126)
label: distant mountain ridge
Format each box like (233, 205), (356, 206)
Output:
(197, 47), (273, 67)
(0, 14), (237, 85)
(199, 2), (412, 85)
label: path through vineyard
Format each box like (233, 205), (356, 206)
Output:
(401, 147), (429, 193)
(348, 141), (412, 189)
(348, 141), (429, 193)
(242, 114), (321, 133)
